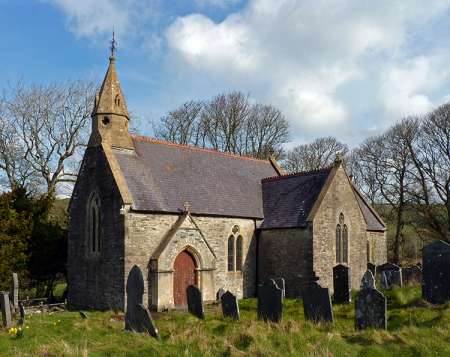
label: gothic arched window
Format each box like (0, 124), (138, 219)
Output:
(88, 193), (101, 254)
(342, 224), (348, 263)
(336, 213), (348, 264)
(336, 224), (342, 263)
(227, 235), (235, 271)
(236, 235), (243, 271)
(115, 95), (121, 107)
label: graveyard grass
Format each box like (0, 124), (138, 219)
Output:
(1, 286), (450, 356)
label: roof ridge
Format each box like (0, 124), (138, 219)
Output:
(262, 166), (333, 182)
(131, 134), (271, 164)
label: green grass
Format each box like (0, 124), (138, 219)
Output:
(1, 285), (450, 356)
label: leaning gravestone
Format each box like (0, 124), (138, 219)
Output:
(402, 265), (422, 286)
(216, 288), (226, 301)
(221, 291), (239, 320)
(367, 263), (376, 277)
(125, 265), (159, 338)
(0, 291), (12, 328)
(355, 287), (387, 330)
(12, 273), (19, 310)
(258, 279), (283, 323)
(422, 240), (450, 304)
(377, 263), (402, 289)
(187, 285), (204, 319)
(273, 278), (286, 299)
(303, 280), (333, 323)
(360, 270), (376, 290)
(333, 264), (351, 304)
(18, 301), (25, 326)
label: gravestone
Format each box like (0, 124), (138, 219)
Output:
(303, 281), (334, 323)
(18, 301), (25, 326)
(273, 278), (286, 299)
(402, 265), (422, 285)
(258, 279), (283, 323)
(0, 291), (12, 328)
(355, 288), (387, 330)
(187, 285), (204, 319)
(422, 240), (450, 304)
(380, 271), (389, 289)
(125, 265), (159, 338)
(377, 263), (402, 289)
(216, 288), (226, 301)
(367, 263), (376, 277)
(12, 273), (18, 310)
(333, 264), (351, 304)
(221, 291), (239, 320)
(360, 270), (376, 290)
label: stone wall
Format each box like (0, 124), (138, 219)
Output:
(67, 146), (125, 310)
(367, 231), (387, 265)
(258, 228), (313, 297)
(312, 165), (368, 292)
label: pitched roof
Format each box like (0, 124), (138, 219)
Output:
(352, 185), (386, 231)
(112, 136), (278, 218)
(261, 168), (333, 229)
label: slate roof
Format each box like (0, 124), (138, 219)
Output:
(112, 136), (278, 218)
(261, 168), (332, 229)
(352, 186), (386, 231)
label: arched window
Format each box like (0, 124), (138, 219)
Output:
(336, 224), (342, 263)
(88, 193), (101, 254)
(342, 225), (348, 263)
(336, 213), (349, 264)
(227, 235), (235, 271)
(236, 235), (243, 271)
(115, 95), (121, 107)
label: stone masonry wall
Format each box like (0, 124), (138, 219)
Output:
(367, 231), (387, 265)
(67, 146), (125, 310)
(258, 228), (313, 297)
(312, 165), (368, 292)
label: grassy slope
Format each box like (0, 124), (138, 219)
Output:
(1, 286), (450, 356)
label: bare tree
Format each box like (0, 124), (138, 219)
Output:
(0, 80), (95, 195)
(283, 136), (348, 172)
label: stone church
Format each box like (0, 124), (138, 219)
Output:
(67, 54), (387, 311)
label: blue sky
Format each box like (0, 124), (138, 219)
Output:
(2, 0), (450, 147)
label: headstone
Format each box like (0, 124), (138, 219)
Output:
(402, 265), (422, 285)
(303, 281), (334, 323)
(360, 270), (376, 290)
(422, 240), (450, 304)
(367, 263), (376, 277)
(333, 264), (351, 304)
(0, 291), (12, 328)
(216, 288), (226, 301)
(187, 285), (204, 319)
(355, 288), (387, 330)
(377, 263), (402, 289)
(18, 301), (25, 326)
(380, 271), (389, 289)
(258, 279), (283, 323)
(125, 265), (159, 338)
(12, 273), (18, 310)
(221, 291), (239, 320)
(273, 278), (286, 299)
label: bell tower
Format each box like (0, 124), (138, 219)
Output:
(89, 32), (134, 150)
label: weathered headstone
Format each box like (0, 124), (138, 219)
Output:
(367, 263), (376, 277)
(402, 265), (422, 286)
(360, 270), (376, 290)
(221, 291), (239, 320)
(303, 281), (334, 323)
(422, 240), (450, 304)
(216, 288), (226, 301)
(355, 288), (387, 330)
(0, 291), (12, 328)
(333, 264), (351, 304)
(377, 263), (402, 289)
(258, 279), (283, 323)
(125, 265), (159, 338)
(187, 285), (204, 319)
(273, 278), (286, 299)
(12, 273), (18, 310)
(380, 271), (389, 289)
(18, 301), (25, 326)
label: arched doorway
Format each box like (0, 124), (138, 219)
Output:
(173, 250), (197, 307)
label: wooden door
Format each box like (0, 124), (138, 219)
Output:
(173, 250), (197, 307)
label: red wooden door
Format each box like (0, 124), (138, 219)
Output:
(173, 250), (197, 307)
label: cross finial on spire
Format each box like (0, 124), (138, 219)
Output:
(110, 28), (117, 60)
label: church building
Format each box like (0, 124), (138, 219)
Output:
(67, 54), (387, 311)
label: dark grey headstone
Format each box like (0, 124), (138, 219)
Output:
(377, 263), (402, 289)
(402, 265), (422, 285)
(273, 278), (286, 299)
(333, 264), (351, 304)
(303, 281), (333, 323)
(355, 288), (387, 330)
(367, 263), (376, 277)
(18, 301), (25, 326)
(0, 291), (12, 328)
(125, 265), (159, 338)
(422, 240), (450, 304)
(360, 270), (376, 290)
(12, 273), (18, 309)
(221, 291), (239, 320)
(187, 285), (204, 319)
(216, 288), (226, 301)
(258, 279), (283, 323)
